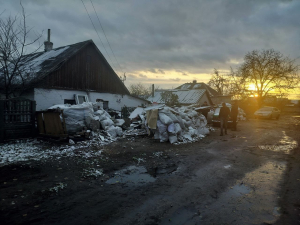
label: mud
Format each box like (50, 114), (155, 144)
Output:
(0, 111), (300, 225)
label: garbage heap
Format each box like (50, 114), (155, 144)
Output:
(144, 105), (209, 144)
(49, 103), (124, 139)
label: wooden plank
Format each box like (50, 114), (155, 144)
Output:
(31, 101), (36, 135)
(36, 113), (45, 134)
(43, 112), (64, 135)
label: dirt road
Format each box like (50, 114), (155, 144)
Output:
(1, 112), (299, 225)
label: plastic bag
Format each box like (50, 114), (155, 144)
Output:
(169, 135), (178, 144)
(158, 113), (173, 125)
(168, 123), (176, 134)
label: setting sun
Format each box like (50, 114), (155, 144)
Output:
(248, 83), (257, 91)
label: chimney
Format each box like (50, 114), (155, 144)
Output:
(152, 84), (155, 97)
(193, 80), (197, 84)
(44, 29), (53, 52)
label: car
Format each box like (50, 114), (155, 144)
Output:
(212, 104), (235, 127)
(254, 106), (280, 120)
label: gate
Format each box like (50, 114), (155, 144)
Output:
(0, 98), (36, 142)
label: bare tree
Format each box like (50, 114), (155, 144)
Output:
(128, 82), (152, 98)
(0, 2), (42, 99)
(207, 69), (229, 95)
(226, 67), (251, 100)
(237, 49), (299, 106)
(160, 91), (179, 106)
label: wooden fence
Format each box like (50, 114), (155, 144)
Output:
(0, 98), (36, 142)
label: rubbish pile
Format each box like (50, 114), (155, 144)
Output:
(49, 102), (124, 139)
(47, 103), (210, 145)
(129, 104), (210, 144)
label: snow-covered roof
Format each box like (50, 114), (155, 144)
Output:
(0, 40), (93, 86)
(176, 82), (219, 97)
(147, 89), (207, 104)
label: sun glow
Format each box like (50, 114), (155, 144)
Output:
(248, 83), (257, 91)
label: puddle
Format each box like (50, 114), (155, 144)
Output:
(196, 161), (286, 224)
(258, 131), (298, 154)
(160, 206), (197, 225)
(106, 166), (156, 185)
(226, 183), (251, 197)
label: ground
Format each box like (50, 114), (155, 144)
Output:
(0, 111), (300, 225)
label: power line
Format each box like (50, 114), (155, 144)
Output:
(81, 0), (118, 74)
(90, 0), (125, 76)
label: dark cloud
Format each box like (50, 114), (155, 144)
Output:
(139, 74), (147, 78)
(176, 70), (188, 76)
(1, 0), (299, 83)
(148, 68), (165, 74)
(158, 69), (165, 74)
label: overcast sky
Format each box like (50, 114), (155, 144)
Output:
(2, 0), (300, 97)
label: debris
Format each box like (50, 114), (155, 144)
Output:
(142, 105), (210, 144)
(49, 103), (124, 139)
(82, 168), (103, 178)
(49, 183), (67, 193)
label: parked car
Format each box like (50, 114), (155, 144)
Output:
(212, 104), (234, 127)
(254, 106), (280, 120)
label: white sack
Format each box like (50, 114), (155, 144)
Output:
(188, 127), (197, 136)
(197, 127), (210, 135)
(176, 115), (185, 129)
(94, 109), (111, 119)
(187, 110), (198, 118)
(159, 108), (179, 123)
(154, 131), (160, 139)
(174, 123), (182, 134)
(158, 113), (173, 125)
(167, 123), (176, 134)
(107, 126), (123, 138)
(157, 120), (167, 133)
(53, 104), (93, 133)
(183, 119), (192, 128)
(159, 131), (169, 142)
(183, 134), (193, 141)
(169, 135), (178, 144)
(100, 118), (114, 130)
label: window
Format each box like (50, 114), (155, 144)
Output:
(74, 94), (89, 104)
(64, 99), (76, 105)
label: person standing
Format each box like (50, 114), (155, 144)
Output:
(219, 102), (230, 136)
(231, 101), (239, 131)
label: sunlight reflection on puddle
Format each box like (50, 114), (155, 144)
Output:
(258, 131), (298, 154)
(106, 166), (156, 185)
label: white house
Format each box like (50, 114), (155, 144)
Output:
(0, 31), (149, 111)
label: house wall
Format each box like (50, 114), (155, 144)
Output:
(45, 43), (129, 95)
(197, 94), (211, 106)
(34, 88), (148, 111)
(88, 93), (148, 111)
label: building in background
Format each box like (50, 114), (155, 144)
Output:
(175, 80), (232, 105)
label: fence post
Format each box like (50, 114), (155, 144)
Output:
(0, 101), (4, 142)
(31, 101), (36, 137)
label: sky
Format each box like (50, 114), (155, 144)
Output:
(1, 0), (300, 98)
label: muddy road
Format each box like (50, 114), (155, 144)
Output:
(1, 112), (300, 225)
